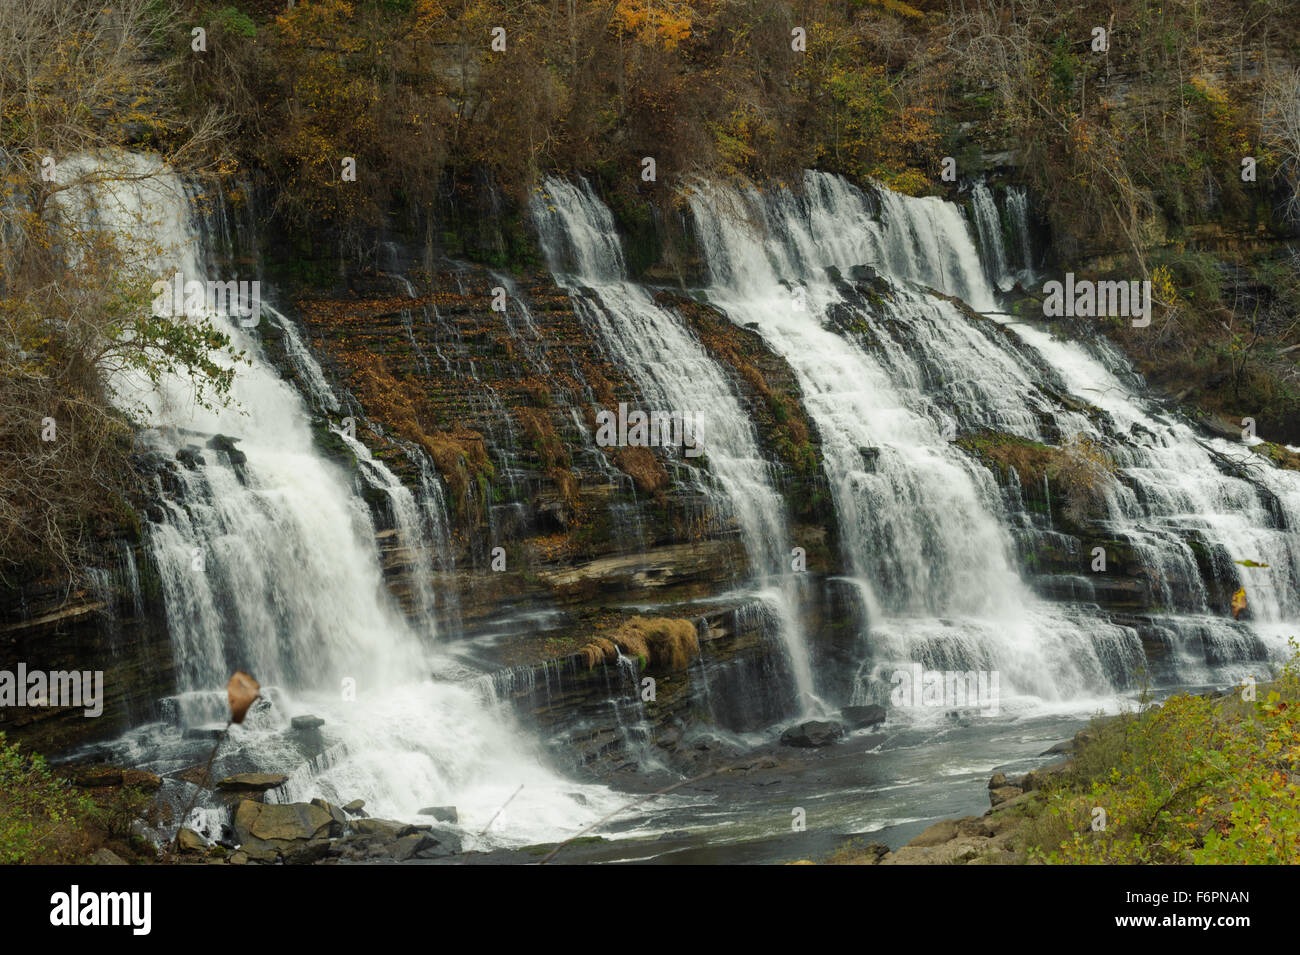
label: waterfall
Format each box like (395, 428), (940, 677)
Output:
(62, 154), (619, 844)
(970, 182), (1012, 291)
(1005, 186), (1035, 281)
(531, 178), (820, 714)
(689, 170), (1299, 707)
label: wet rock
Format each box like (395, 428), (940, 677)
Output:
(1040, 739), (1074, 756)
(779, 720), (844, 748)
(311, 798), (349, 834)
(176, 445), (207, 469)
(988, 772), (1007, 790)
(229, 851), (249, 865)
(177, 828), (207, 852)
(291, 715), (325, 731)
(184, 726), (225, 741)
(858, 447), (880, 472)
(418, 806), (458, 823)
(217, 772), (289, 792)
(841, 704), (886, 729)
(233, 800), (333, 863)
(343, 799), (366, 815)
(206, 434), (247, 466)
(352, 817), (407, 839)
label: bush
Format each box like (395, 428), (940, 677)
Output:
(0, 734), (92, 864)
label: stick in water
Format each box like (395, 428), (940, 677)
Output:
(539, 763), (740, 865)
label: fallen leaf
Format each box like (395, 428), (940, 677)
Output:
(1231, 587), (1247, 619)
(227, 671), (260, 724)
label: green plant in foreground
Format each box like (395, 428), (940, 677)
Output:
(1024, 643), (1300, 864)
(0, 733), (91, 864)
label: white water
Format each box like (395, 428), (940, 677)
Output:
(63, 154), (620, 845)
(531, 178), (820, 713)
(689, 171), (1300, 705)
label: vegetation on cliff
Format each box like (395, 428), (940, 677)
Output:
(1020, 652), (1300, 863)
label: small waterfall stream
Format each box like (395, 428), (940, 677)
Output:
(531, 178), (820, 714)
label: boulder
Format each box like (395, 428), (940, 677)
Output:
(216, 772), (289, 792)
(233, 800), (333, 863)
(90, 848), (127, 865)
(291, 715), (325, 731)
(1039, 739), (1074, 756)
(779, 720), (844, 748)
(841, 704), (886, 729)
(351, 817), (406, 839)
(206, 434), (247, 466)
(988, 772), (1007, 790)
(177, 828), (207, 852)
(989, 786), (1023, 807)
(311, 798), (349, 834)
(908, 819), (959, 847)
(418, 806), (458, 824)
(1018, 758), (1074, 792)
(176, 445), (207, 469)
(343, 799), (367, 815)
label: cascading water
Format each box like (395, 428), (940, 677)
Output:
(970, 182), (1012, 292)
(61, 155), (620, 845)
(689, 170), (1300, 710)
(531, 178), (820, 714)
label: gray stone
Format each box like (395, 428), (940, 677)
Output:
(291, 715), (326, 731)
(176, 445), (207, 468)
(417, 806), (458, 823)
(217, 772), (289, 792)
(779, 720), (844, 748)
(90, 848), (127, 865)
(841, 704), (886, 729)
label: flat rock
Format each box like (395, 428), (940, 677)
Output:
(217, 772), (289, 792)
(779, 720), (844, 748)
(233, 800), (332, 862)
(291, 715), (325, 731)
(841, 704), (886, 729)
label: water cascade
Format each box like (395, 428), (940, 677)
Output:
(531, 178), (820, 714)
(689, 171), (1300, 708)
(62, 155), (618, 844)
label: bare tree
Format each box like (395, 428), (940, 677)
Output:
(1262, 67), (1300, 228)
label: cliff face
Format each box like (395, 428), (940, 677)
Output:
(0, 541), (174, 753)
